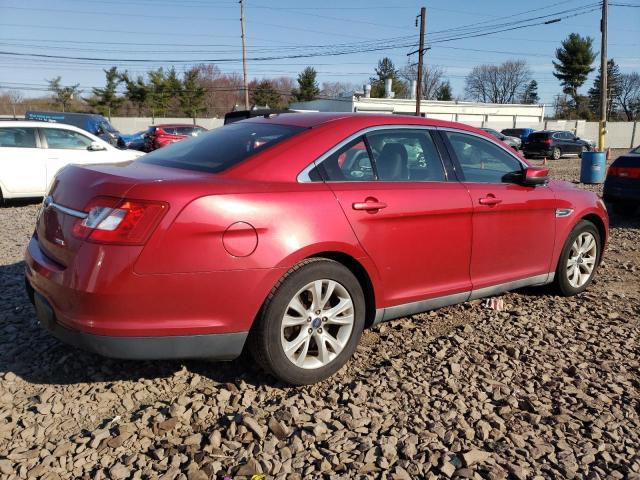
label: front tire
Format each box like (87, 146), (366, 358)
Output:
(578, 145), (588, 158)
(555, 220), (601, 296)
(249, 258), (365, 385)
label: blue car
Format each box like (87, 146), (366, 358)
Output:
(501, 128), (535, 141)
(25, 111), (122, 146)
(117, 130), (147, 151)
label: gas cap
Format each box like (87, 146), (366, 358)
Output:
(222, 221), (258, 257)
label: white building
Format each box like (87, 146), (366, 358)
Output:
(289, 81), (545, 129)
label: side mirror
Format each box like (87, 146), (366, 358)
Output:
(87, 142), (107, 152)
(522, 166), (549, 186)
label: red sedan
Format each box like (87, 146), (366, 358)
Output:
(25, 113), (608, 384)
(143, 124), (206, 151)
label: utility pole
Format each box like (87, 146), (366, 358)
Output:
(598, 0), (608, 151)
(415, 7), (426, 116)
(240, 0), (249, 110)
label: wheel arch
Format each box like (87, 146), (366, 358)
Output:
(581, 213), (607, 258)
(306, 251), (377, 328)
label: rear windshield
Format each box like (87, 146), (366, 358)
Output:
(139, 122), (305, 173)
(502, 129), (521, 135)
(527, 132), (550, 140)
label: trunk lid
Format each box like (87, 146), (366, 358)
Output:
(36, 161), (207, 267)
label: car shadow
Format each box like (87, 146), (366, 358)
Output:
(0, 260), (281, 388)
(1, 197), (42, 208)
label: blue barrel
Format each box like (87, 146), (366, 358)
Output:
(580, 151), (606, 184)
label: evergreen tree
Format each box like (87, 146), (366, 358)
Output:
(370, 57), (408, 98)
(86, 67), (123, 118)
(147, 68), (173, 118)
(435, 81), (453, 101)
(553, 33), (596, 107)
(46, 77), (81, 112)
(588, 59), (622, 118)
(180, 69), (206, 120)
(521, 80), (540, 104)
(291, 67), (320, 102)
(251, 80), (281, 108)
(120, 72), (149, 116)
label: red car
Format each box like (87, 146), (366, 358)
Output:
(25, 114), (608, 385)
(143, 124), (206, 151)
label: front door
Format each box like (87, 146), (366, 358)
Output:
(441, 129), (556, 290)
(312, 128), (474, 308)
(40, 128), (99, 186)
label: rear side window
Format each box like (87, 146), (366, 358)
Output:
(140, 122), (305, 173)
(0, 127), (37, 148)
(173, 126), (205, 136)
(527, 132), (550, 141)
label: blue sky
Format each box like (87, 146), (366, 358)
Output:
(0, 0), (638, 108)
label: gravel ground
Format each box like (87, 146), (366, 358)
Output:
(1, 153), (639, 480)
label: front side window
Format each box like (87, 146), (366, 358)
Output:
(445, 131), (523, 183)
(0, 127), (37, 148)
(140, 122), (305, 173)
(43, 128), (93, 150)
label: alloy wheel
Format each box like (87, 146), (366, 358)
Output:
(566, 232), (597, 288)
(280, 279), (354, 369)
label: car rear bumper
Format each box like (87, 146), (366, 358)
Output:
(28, 288), (246, 360)
(24, 235), (284, 360)
(603, 178), (640, 203)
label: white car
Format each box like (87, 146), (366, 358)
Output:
(0, 121), (144, 201)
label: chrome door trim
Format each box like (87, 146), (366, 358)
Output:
(297, 124), (438, 183)
(372, 272), (555, 325)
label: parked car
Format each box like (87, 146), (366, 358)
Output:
(480, 128), (521, 150)
(603, 145), (640, 215)
(224, 109), (293, 125)
(0, 121), (143, 202)
(523, 130), (592, 160)
(117, 130), (147, 151)
(143, 124), (207, 151)
(25, 113), (608, 385)
(25, 111), (122, 147)
(501, 128), (535, 141)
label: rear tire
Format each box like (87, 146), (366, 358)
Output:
(552, 147), (561, 160)
(578, 145), (588, 158)
(248, 258), (365, 385)
(555, 220), (601, 296)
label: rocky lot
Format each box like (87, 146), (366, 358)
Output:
(0, 153), (638, 479)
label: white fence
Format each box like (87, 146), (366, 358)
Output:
(110, 117), (224, 132)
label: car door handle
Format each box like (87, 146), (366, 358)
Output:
(479, 196), (502, 206)
(352, 199), (387, 211)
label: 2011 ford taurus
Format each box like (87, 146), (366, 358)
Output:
(24, 113), (608, 385)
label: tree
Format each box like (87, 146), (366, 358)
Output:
(250, 80), (281, 108)
(588, 59), (622, 119)
(7, 90), (23, 117)
(521, 80), (540, 104)
(193, 64), (244, 117)
(120, 72), (149, 116)
(180, 68), (206, 120)
(464, 60), (531, 103)
(553, 33), (596, 107)
(86, 67), (123, 118)
(320, 81), (357, 98)
(435, 81), (453, 101)
(291, 67), (320, 102)
(146, 68), (178, 118)
(370, 57), (407, 98)
(401, 64), (448, 100)
(47, 76), (81, 112)
(616, 72), (640, 120)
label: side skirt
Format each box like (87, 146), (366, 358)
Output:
(373, 273), (555, 325)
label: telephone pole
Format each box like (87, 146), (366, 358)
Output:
(598, 0), (608, 151)
(240, 0), (249, 110)
(415, 7), (426, 116)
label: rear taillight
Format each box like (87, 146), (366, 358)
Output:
(72, 196), (168, 245)
(608, 166), (640, 179)
(541, 139), (553, 145)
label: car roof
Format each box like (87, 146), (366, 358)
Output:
(152, 124), (204, 128)
(0, 120), (92, 132)
(244, 112), (495, 133)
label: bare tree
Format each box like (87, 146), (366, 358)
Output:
(401, 64), (448, 100)
(616, 72), (640, 121)
(465, 60), (531, 104)
(7, 90), (23, 117)
(46, 76), (81, 112)
(320, 81), (358, 98)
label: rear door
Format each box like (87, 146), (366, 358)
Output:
(0, 126), (46, 196)
(312, 127), (473, 308)
(441, 129), (556, 289)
